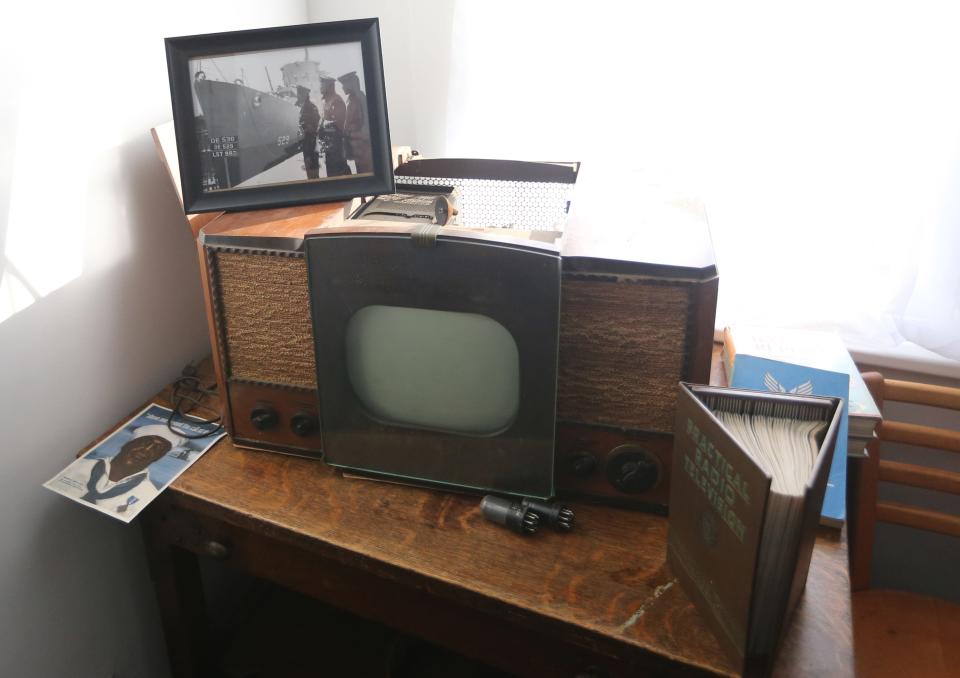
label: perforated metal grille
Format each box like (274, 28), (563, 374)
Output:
(398, 175), (574, 230)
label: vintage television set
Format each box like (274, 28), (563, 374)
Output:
(196, 159), (718, 510)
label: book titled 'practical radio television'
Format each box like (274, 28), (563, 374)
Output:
(667, 383), (842, 675)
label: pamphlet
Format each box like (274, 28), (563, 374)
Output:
(43, 403), (225, 523)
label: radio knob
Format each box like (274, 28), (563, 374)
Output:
(615, 459), (659, 493)
(290, 412), (319, 437)
(250, 406), (279, 431)
(606, 445), (661, 494)
(568, 451), (598, 478)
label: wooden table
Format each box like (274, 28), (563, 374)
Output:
(138, 361), (852, 678)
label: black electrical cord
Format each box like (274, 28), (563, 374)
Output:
(166, 374), (224, 440)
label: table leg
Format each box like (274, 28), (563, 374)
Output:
(141, 510), (211, 678)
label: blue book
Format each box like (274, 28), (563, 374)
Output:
(729, 354), (849, 526)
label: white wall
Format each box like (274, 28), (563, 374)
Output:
(0, 2), (307, 676)
(307, 0), (456, 157)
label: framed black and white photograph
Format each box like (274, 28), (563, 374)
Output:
(166, 19), (393, 213)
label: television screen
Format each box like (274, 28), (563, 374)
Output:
(346, 305), (520, 436)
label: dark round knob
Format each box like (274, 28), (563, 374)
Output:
(290, 412), (319, 437)
(250, 406), (278, 431)
(568, 451), (598, 478)
(606, 445), (661, 495)
(615, 459), (658, 493)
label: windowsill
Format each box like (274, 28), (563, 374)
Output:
(712, 326), (960, 383)
(848, 341), (960, 383)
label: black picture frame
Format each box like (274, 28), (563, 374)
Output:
(165, 19), (394, 213)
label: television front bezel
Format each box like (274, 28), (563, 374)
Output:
(305, 225), (562, 498)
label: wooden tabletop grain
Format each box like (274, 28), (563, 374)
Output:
(146, 353), (852, 677)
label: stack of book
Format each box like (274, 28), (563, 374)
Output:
(721, 325), (882, 527)
(721, 325), (881, 456)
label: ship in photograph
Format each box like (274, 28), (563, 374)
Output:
(193, 66), (304, 191)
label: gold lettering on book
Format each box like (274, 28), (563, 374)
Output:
(684, 418), (749, 543)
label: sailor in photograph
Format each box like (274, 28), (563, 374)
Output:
(296, 85), (321, 179)
(318, 76), (351, 177)
(338, 71), (373, 174)
(76, 425), (185, 515)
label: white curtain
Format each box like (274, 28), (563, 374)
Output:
(440, 1), (960, 363)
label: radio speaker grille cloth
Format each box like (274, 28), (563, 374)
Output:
(213, 251), (316, 389)
(558, 278), (691, 432)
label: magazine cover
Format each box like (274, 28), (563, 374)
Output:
(43, 403), (225, 523)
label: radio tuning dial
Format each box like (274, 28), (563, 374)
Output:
(606, 445), (661, 494)
(290, 412), (319, 437)
(250, 406), (279, 431)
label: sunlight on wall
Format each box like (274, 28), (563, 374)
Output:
(0, 104), (85, 323)
(0, 2), (157, 327)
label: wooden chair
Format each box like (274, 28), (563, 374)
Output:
(848, 372), (960, 677)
